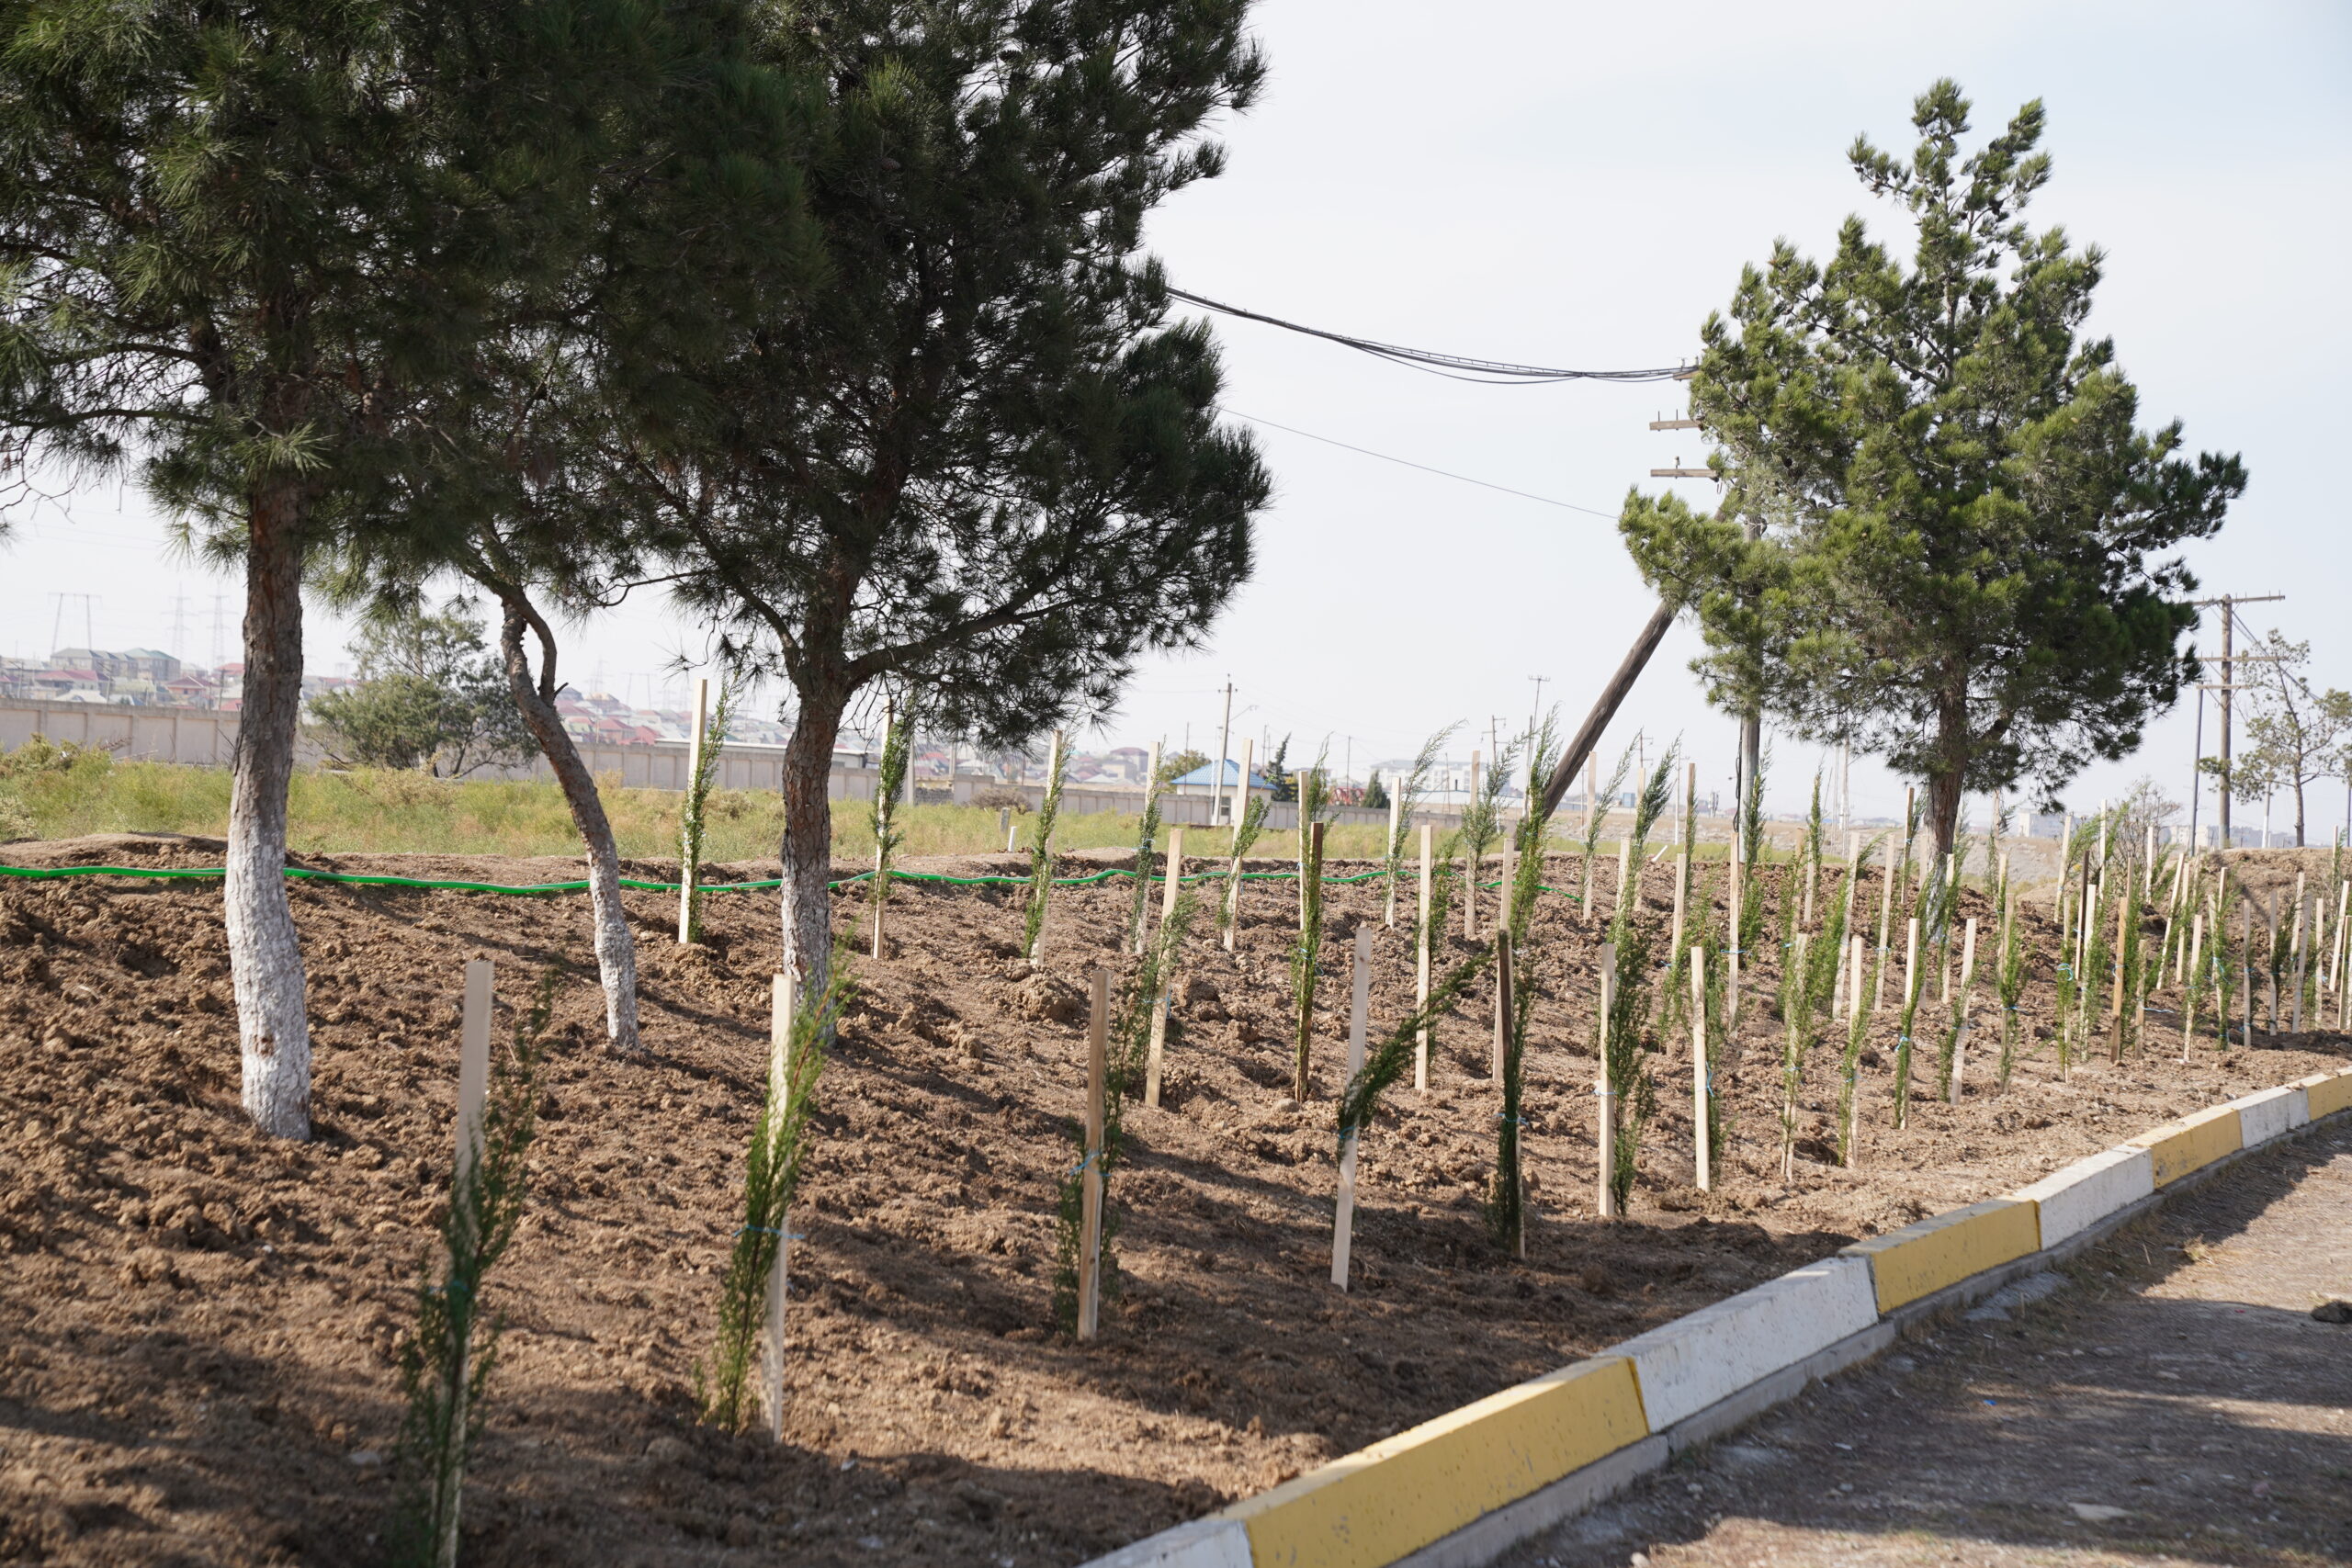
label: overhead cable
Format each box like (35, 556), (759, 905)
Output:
(1167, 286), (1689, 386)
(1214, 406), (1618, 519)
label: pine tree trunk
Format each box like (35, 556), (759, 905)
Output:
(1928, 687), (1969, 860)
(779, 685), (845, 1003)
(227, 485), (311, 1140)
(497, 603), (639, 1052)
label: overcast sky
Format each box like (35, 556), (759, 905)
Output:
(6, 0), (2347, 829)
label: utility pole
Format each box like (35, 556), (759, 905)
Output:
(1211, 678), (1235, 827)
(2189, 592), (2284, 847)
(1528, 674), (1548, 739)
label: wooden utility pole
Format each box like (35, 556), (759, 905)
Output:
(2188, 592), (2284, 845)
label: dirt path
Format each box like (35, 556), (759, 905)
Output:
(1503, 1122), (2352, 1568)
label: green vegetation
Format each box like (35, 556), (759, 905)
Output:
(392, 970), (553, 1568)
(1053, 896), (1195, 1335)
(699, 971), (844, 1432)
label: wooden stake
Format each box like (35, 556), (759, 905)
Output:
(1223, 738), (1254, 953)
(1491, 919), (1508, 1081)
(1872, 835), (1896, 1013)
(1726, 848), (1744, 1027)
(1582, 754), (1599, 912)
(678, 675), (710, 944)
(763, 972), (796, 1439)
(1132, 739), (1163, 955)
(1905, 915), (1921, 1009)
(1951, 919), (1978, 1100)
(1415, 822), (1433, 1091)
(1690, 950), (1710, 1192)
(1670, 761), (1696, 956)
(1384, 791), (1405, 928)
(1144, 823), (1183, 1111)
(1332, 928), (1371, 1290)
(1464, 750), (1482, 940)
(871, 694), (893, 960)
(1077, 969), (1108, 1341)
(1597, 943), (1618, 1221)
(1614, 835), (1634, 918)
(2110, 886), (2131, 1060)
(1000, 807), (1014, 854)
(1498, 931), (1525, 1259)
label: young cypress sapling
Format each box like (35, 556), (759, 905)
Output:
(867, 690), (915, 958)
(699, 969), (847, 1431)
(1487, 714), (1562, 1253)
(1056, 895), (1196, 1332)
(679, 678), (739, 945)
(1579, 743), (1634, 917)
(1600, 746), (1677, 1211)
(1023, 733), (1069, 964)
(392, 968), (556, 1568)
(1128, 742), (1166, 955)
(1385, 725), (1455, 925)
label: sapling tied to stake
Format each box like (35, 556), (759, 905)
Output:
(1220, 740), (1271, 949)
(867, 690), (915, 959)
(1487, 713), (1561, 1254)
(1457, 737), (1521, 935)
(699, 969), (846, 1432)
(1290, 754), (1335, 1100)
(1127, 743), (1166, 955)
(1600, 745), (1677, 1212)
(1055, 895), (1196, 1333)
(1023, 732), (1069, 964)
(1385, 725), (1455, 924)
(678, 678), (738, 945)
(1995, 882), (2027, 1089)
(1579, 742), (1635, 917)
(1779, 856), (1849, 1175)
(392, 967), (555, 1568)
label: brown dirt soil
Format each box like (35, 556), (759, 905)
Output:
(0, 835), (2343, 1567)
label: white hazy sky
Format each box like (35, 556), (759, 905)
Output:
(6, 0), (2348, 828)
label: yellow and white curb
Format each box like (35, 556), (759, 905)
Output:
(1086, 1062), (2352, 1568)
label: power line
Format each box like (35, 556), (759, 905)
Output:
(1214, 406), (1618, 518)
(1166, 286), (1689, 385)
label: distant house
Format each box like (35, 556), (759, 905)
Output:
(1168, 760), (1273, 798)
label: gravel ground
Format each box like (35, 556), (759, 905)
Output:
(1501, 1120), (2352, 1568)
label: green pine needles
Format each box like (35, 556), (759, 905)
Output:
(1338, 950), (1497, 1151)
(699, 969), (847, 1433)
(1054, 894), (1196, 1334)
(679, 678), (739, 944)
(391, 970), (555, 1568)
(1023, 736), (1069, 963)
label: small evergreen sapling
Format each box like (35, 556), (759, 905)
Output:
(1023, 733), (1069, 963)
(1600, 746), (1678, 1212)
(867, 691), (916, 959)
(1487, 714), (1561, 1253)
(699, 970), (846, 1432)
(1579, 742), (1635, 916)
(1385, 725), (1455, 924)
(679, 679), (739, 945)
(1057, 896), (1196, 1331)
(1128, 743), (1166, 955)
(1292, 814), (1329, 1100)
(392, 969), (555, 1568)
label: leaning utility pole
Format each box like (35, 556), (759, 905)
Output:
(1211, 678), (1235, 827)
(2189, 592), (2283, 847)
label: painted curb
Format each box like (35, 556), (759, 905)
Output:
(1838, 1197), (2041, 1313)
(2128, 1102), (2244, 1185)
(2303, 1066), (2352, 1120)
(2008, 1145), (2154, 1249)
(1087, 1519), (1253, 1568)
(1084, 1066), (2352, 1568)
(1218, 1358), (1647, 1568)
(1604, 1255), (1878, 1430)
(2226, 1083), (2302, 1147)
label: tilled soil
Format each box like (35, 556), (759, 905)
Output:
(0, 833), (2343, 1567)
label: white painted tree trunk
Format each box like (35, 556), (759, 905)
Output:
(228, 495), (311, 1139)
(497, 603), (640, 1051)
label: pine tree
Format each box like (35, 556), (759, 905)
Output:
(627, 1), (1272, 1001)
(0, 0), (718, 1134)
(1621, 81), (2245, 858)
